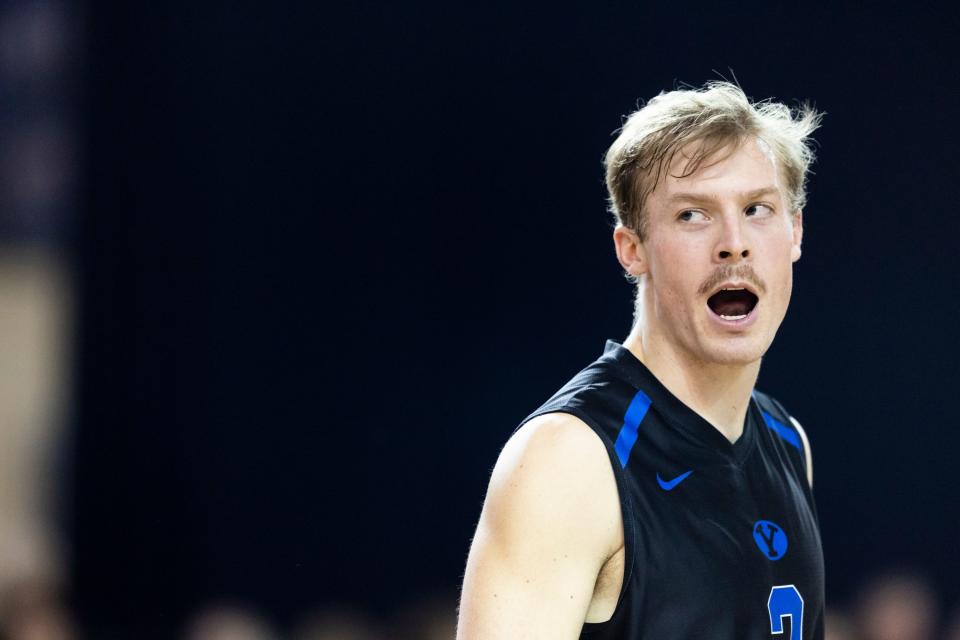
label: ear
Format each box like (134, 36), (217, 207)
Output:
(790, 210), (803, 263)
(613, 225), (649, 277)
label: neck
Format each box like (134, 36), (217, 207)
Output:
(622, 322), (761, 443)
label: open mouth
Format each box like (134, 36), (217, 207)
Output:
(707, 288), (759, 321)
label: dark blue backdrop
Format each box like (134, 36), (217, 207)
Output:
(76, 2), (960, 636)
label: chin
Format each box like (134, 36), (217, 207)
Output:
(697, 338), (769, 366)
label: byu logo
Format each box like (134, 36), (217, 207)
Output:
(753, 520), (788, 560)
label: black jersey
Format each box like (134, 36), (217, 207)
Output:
(519, 341), (824, 640)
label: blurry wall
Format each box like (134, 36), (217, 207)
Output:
(0, 0), (77, 634)
(0, 250), (71, 590)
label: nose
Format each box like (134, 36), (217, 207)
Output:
(715, 216), (750, 262)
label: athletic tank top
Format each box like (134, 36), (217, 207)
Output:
(519, 341), (825, 640)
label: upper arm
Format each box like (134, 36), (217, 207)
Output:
(788, 415), (813, 488)
(457, 413), (623, 640)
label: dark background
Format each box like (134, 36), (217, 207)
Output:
(74, 1), (960, 636)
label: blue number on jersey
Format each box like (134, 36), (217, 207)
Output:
(768, 584), (803, 639)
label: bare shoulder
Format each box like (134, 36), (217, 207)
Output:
(482, 412), (622, 562)
(457, 412), (624, 637)
(499, 412), (612, 475)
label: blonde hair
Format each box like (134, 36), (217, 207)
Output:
(604, 81), (823, 239)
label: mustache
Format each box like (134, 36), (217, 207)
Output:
(697, 264), (767, 297)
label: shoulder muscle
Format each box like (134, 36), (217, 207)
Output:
(457, 413), (622, 639)
(484, 413), (621, 555)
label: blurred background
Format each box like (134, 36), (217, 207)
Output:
(1, 0), (959, 638)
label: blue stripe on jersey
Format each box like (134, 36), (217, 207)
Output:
(761, 410), (802, 451)
(614, 390), (652, 468)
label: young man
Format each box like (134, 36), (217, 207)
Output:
(457, 83), (825, 639)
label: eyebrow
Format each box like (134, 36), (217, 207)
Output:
(666, 187), (781, 205)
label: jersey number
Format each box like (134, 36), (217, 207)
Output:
(767, 584), (803, 639)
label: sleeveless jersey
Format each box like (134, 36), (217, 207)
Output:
(519, 341), (825, 640)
